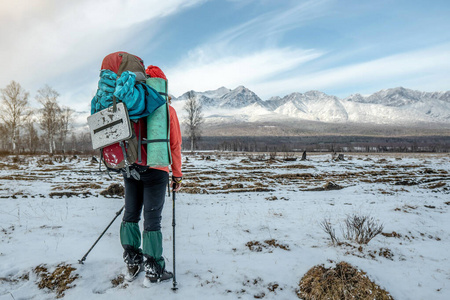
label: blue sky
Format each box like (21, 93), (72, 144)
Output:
(1, 0), (449, 111)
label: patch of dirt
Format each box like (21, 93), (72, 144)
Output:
(40, 166), (71, 172)
(246, 239), (290, 252)
(223, 183), (244, 189)
(49, 192), (92, 198)
(278, 164), (315, 169)
(111, 274), (128, 289)
(182, 187), (209, 194)
(0, 175), (37, 181)
(304, 181), (344, 191)
(297, 261), (393, 300)
(0, 276), (19, 283)
(267, 282), (281, 292)
(34, 263), (79, 298)
(0, 162), (20, 170)
(426, 182), (446, 189)
(378, 248), (394, 260)
(273, 173), (316, 180)
(221, 187), (275, 194)
(394, 205), (418, 213)
(100, 183), (124, 197)
(70, 183), (102, 190)
(382, 231), (402, 238)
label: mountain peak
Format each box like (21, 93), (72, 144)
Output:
(219, 86), (262, 108)
(173, 85), (450, 125)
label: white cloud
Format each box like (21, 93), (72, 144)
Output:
(167, 47), (323, 96)
(251, 43), (450, 98)
(166, 0), (331, 96)
(0, 0), (207, 99)
(212, 0), (331, 48)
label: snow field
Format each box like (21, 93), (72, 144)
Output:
(0, 153), (449, 299)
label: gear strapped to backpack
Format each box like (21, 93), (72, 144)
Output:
(88, 52), (170, 179)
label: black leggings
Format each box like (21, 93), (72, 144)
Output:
(122, 169), (169, 231)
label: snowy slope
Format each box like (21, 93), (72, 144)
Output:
(171, 86), (450, 126)
(274, 91), (349, 122)
(75, 87), (450, 132)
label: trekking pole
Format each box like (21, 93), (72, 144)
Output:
(171, 184), (178, 291)
(78, 205), (125, 264)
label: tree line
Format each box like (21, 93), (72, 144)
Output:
(187, 135), (450, 153)
(0, 81), (74, 154)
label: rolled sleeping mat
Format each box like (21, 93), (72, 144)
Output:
(145, 77), (172, 167)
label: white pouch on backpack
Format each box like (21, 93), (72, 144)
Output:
(87, 102), (133, 150)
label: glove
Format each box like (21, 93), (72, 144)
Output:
(172, 176), (182, 192)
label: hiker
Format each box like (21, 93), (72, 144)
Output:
(119, 66), (183, 283)
(89, 52), (182, 284)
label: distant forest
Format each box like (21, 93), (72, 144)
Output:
(184, 135), (450, 153)
(4, 134), (449, 155)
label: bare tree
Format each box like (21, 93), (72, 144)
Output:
(0, 123), (7, 151)
(23, 111), (39, 153)
(183, 91), (203, 152)
(0, 81), (30, 151)
(36, 85), (61, 154)
(58, 106), (74, 153)
(69, 132), (78, 153)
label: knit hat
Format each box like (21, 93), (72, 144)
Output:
(145, 65), (167, 80)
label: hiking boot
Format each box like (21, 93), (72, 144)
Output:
(125, 263), (144, 282)
(144, 257), (173, 284)
(123, 250), (144, 282)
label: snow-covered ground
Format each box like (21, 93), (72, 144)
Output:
(0, 153), (449, 299)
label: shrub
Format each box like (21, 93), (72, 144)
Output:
(343, 214), (384, 244)
(321, 214), (383, 245)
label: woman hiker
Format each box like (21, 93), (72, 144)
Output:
(120, 65), (182, 284)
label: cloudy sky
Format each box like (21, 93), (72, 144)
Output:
(1, 0), (449, 112)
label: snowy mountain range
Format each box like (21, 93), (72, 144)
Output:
(173, 86), (450, 126)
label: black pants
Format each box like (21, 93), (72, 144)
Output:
(122, 168), (169, 231)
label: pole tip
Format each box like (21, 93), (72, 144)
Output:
(172, 282), (178, 291)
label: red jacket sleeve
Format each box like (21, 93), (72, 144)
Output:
(169, 105), (183, 177)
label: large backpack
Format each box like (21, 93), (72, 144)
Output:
(90, 52), (169, 178)
(91, 52), (150, 178)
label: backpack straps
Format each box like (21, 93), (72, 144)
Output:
(99, 150), (113, 179)
(138, 120), (142, 164)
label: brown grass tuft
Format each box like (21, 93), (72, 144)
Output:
(34, 263), (79, 298)
(100, 183), (124, 197)
(111, 274), (128, 288)
(297, 261), (393, 300)
(246, 239), (290, 252)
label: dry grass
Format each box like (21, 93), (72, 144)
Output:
(111, 274), (128, 289)
(297, 261), (393, 300)
(305, 181), (344, 191)
(49, 191), (92, 198)
(246, 239), (290, 252)
(100, 183), (124, 197)
(34, 263), (79, 298)
(382, 231), (402, 238)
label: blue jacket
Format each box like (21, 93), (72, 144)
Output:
(90, 70), (165, 119)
